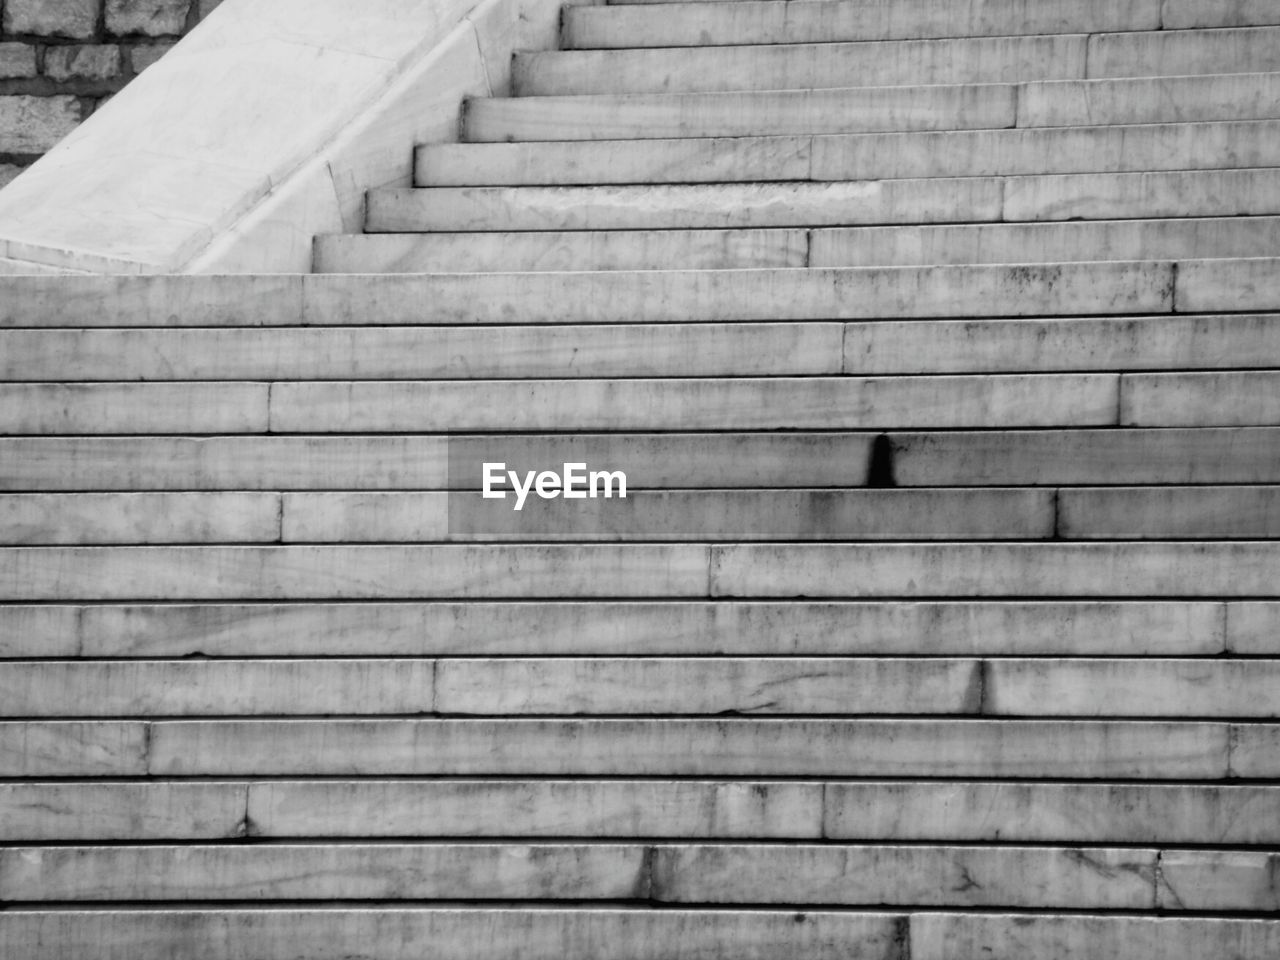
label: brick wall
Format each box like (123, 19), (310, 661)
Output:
(0, 0), (222, 189)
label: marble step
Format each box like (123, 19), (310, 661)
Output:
(366, 170), (1280, 232)
(1, 600), (1248, 659)
(513, 28), (1280, 95)
(4, 428), (1278, 492)
(9, 780), (1278, 843)
(13, 314), (1280, 382)
(0, 261), (1199, 327)
(8, 910), (1274, 960)
(0, 718), (1261, 777)
(3, 842), (1270, 910)
(6, 657), (1274, 718)
(1164, 0), (1280, 29)
(430, 120), (1280, 183)
(2, 542), (1278, 601)
(565, 0), (1162, 48)
(314, 229), (809, 273)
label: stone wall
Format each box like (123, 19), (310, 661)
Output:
(0, 0), (222, 189)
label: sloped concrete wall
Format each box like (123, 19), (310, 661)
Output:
(0, 0), (224, 190)
(0, 0), (565, 273)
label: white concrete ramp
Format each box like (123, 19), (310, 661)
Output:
(3, 0), (1280, 956)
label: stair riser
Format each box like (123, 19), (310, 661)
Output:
(2, 543), (1277, 601)
(435, 121), (1280, 181)
(0, 718), (1242, 777)
(515, 29), (1280, 96)
(6, 658), (1272, 718)
(315, 229), (809, 273)
(5, 430), (1278, 491)
(565, 0), (1162, 48)
(11, 487), (1274, 546)
(5, 843), (1268, 911)
(0, 601), (1236, 659)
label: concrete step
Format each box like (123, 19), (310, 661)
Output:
(1089, 26), (1280, 79)
(0, 718), (1239, 777)
(0, 325), (846, 382)
(12, 316), (1276, 383)
(514, 29), (1280, 96)
(0, 660), (1244, 716)
(33, 656), (1270, 718)
(513, 35), (1090, 95)
(0, 262), (1185, 327)
(709, 542), (1280, 599)
(1060, 487), (1280, 539)
(0, 601), (1235, 659)
(3, 428), (1278, 492)
(468, 74), (1280, 141)
(845, 315), (1280, 374)
(1121, 372), (1280, 427)
(267, 376), (1124, 432)
(314, 229), (809, 273)
(14, 910), (1270, 960)
(814, 218), (1280, 268)
(282, 489), (1057, 543)
(367, 170), (1280, 233)
(1164, 0), (1280, 29)
(8, 779), (1278, 843)
(464, 84), (1020, 141)
(0, 492), (279, 545)
(0, 660), (436, 716)
(564, 0), (1162, 48)
(3, 843), (1268, 910)
(3, 543), (1278, 601)
(364, 179), (1005, 232)
(0, 910), (907, 960)
(430, 120), (1280, 183)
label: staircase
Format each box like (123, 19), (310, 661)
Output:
(3, 0), (1280, 956)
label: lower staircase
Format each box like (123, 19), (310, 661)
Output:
(3, 0), (1280, 956)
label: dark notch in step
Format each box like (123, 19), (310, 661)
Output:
(866, 433), (896, 488)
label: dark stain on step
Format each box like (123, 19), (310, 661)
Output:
(866, 433), (896, 487)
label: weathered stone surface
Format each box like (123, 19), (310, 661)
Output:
(0, 492), (280, 545)
(1121, 372), (1280, 427)
(464, 85), (1018, 141)
(514, 34), (1087, 95)
(0, 782), (246, 841)
(0, 660), (436, 716)
(0, 721), (147, 776)
(0, 164), (23, 190)
(0, 43), (38, 79)
(1088, 25), (1280, 79)
(1158, 851), (1280, 911)
(651, 844), (1158, 909)
(1059, 486), (1280, 539)
(3, 0), (98, 39)
(0, 909), (902, 960)
(910, 914), (1280, 960)
(0, 382), (268, 434)
(1019, 72), (1280, 127)
(315, 229), (809, 273)
(0, 96), (81, 153)
(565, 0), (1160, 48)
(44, 45), (124, 82)
(1227, 602), (1280, 654)
(249, 780), (823, 838)
(0, 845), (647, 902)
(146, 719), (1228, 777)
(287, 489), (1053, 542)
(106, 0), (191, 37)
(824, 782), (1280, 843)
(1163, 0), (1280, 28)
(431, 658), (984, 715)
(129, 41), (176, 72)
(366, 179), (1003, 232)
(438, 120), (1280, 183)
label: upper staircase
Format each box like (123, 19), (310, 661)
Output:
(3, 0), (1280, 956)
